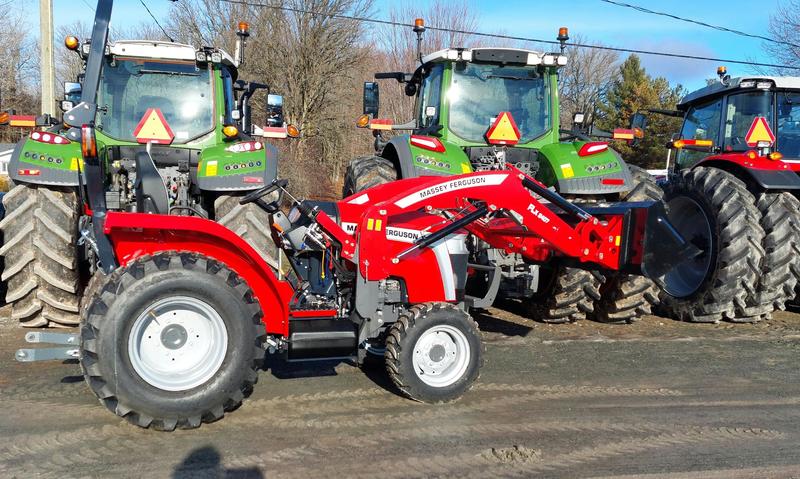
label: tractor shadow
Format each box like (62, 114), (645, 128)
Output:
(472, 300), (535, 338)
(172, 445), (263, 479)
(261, 352), (405, 398)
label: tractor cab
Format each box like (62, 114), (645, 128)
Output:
(672, 73), (800, 169)
(356, 23), (633, 197)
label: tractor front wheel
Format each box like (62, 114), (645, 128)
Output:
(342, 155), (398, 196)
(660, 167), (764, 322)
(80, 252), (265, 430)
(385, 303), (483, 403)
(594, 165), (662, 323)
(214, 194), (279, 272)
(523, 266), (605, 323)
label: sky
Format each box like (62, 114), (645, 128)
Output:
(27, 0), (786, 91)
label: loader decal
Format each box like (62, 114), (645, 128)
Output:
(385, 226), (422, 243)
(394, 174), (508, 208)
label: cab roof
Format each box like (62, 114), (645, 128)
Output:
(108, 40), (237, 68)
(679, 75), (800, 109)
(422, 47), (567, 67)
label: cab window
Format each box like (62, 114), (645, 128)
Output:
(417, 64), (444, 129)
(677, 98), (722, 167)
(723, 91), (773, 152)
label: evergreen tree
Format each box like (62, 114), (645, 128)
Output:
(597, 55), (684, 169)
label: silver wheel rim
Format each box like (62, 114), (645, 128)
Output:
(128, 296), (228, 392)
(411, 325), (470, 388)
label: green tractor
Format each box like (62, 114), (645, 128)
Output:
(344, 22), (660, 323)
(1, 0), (289, 327)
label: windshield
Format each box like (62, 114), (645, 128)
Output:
(448, 63), (549, 143)
(778, 91), (800, 158)
(96, 59), (214, 144)
(723, 90), (773, 152)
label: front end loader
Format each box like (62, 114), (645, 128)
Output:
(345, 21), (660, 324)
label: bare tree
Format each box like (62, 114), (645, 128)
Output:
(166, 0), (375, 197)
(374, 1), (479, 123)
(765, 1), (800, 74)
(558, 36), (620, 129)
(0, 2), (38, 141)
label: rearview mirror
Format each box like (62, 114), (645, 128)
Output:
(363, 82), (379, 116)
(266, 94), (284, 127)
(64, 81), (81, 102)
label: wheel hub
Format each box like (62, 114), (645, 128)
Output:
(160, 324), (188, 350)
(412, 325), (471, 388)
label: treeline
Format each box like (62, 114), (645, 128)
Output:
(2, 0), (689, 194)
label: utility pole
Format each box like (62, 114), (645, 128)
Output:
(39, 0), (55, 116)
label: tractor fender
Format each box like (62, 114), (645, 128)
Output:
(196, 143), (279, 191)
(695, 157), (800, 190)
(103, 211), (294, 337)
(8, 137), (83, 186)
(383, 136), (417, 179)
(539, 142), (632, 195)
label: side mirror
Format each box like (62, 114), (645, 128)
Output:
(363, 82), (379, 116)
(629, 112), (647, 146)
(266, 94), (284, 127)
(64, 81), (81, 102)
(630, 112), (647, 131)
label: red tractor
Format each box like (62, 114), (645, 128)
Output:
(653, 68), (800, 322)
(15, 122), (695, 430)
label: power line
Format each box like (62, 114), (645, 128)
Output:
(599, 0), (800, 50)
(139, 0), (174, 42)
(220, 0), (800, 71)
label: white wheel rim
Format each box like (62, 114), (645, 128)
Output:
(128, 296), (228, 392)
(411, 325), (470, 388)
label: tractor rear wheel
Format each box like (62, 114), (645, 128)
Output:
(214, 194), (279, 272)
(660, 167), (764, 322)
(0, 184), (81, 327)
(523, 266), (605, 323)
(80, 251), (265, 430)
(385, 303), (483, 403)
(594, 165), (662, 323)
(342, 155), (398, 196)
(753, 191), (800, 314)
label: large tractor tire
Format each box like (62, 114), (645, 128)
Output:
(80, 252), (265, 430)
(754, 191), (800, 313)
(385, 302), (483, 403)
(0, 184), (81, 327)
(523, 266), (605, 323)
(660, 167), (764, 322)
(594, 165), (662, 323)
(214, 194), (279, 271)
(342, 155), (397, 197)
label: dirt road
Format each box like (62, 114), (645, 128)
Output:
(1, 304), (800, 478)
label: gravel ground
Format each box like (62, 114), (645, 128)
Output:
(1, 302), (800, 478)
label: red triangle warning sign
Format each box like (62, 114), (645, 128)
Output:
(133, 108), (175, 145)
(485, 112), (521, 146)
(744, 116), (775, 147)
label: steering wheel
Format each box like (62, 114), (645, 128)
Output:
(239, 178), (289, 212)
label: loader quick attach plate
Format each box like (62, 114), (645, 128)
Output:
(583, 201), (701, 282)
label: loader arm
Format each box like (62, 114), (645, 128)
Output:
(347, 167), (695, 284)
